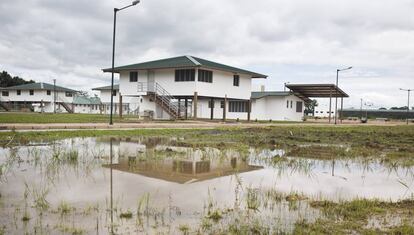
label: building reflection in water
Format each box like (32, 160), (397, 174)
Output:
(103, 137), (263, 184)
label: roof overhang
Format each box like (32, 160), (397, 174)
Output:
(285, 84), (349, 102)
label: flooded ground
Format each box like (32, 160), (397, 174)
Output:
(0, 136), (413, 234)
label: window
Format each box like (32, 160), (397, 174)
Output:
(29, 90), (34, 96)
(290, 101), (293, 108)
(129, 71), (138, 82)
(220, 101), (225, 108)
(17, 90), (21, 95)
(47, 90), (51, 95)
(229, 101), (248, 113)
(208, 100), (215, 108)
(286, 100), (289, 108)
(175, 69), (195, 82)
(65, 92), (72, 97)
(233, 75), (240, 86)
(198, 69), (213, 83)
(112, 90), (117, 96)
(296, 101), (303, 112)
(2, 91), (9, 96)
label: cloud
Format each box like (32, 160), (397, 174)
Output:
(0, 0), (413, 107)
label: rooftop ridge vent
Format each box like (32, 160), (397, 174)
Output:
(186, 55), (201, 66)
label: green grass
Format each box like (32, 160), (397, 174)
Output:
(1, 125), (414, 165)
(0, 112), (140, 123)
(294, 198), (414, 234)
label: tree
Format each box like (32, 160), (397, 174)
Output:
(305, 99), (318, 116)
(379, 107), (387, 110)
(0, 71), (35, 87)
(390, 106), (408, 110)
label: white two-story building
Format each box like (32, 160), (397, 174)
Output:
(0, 82), (77, 113)
(103, 55), (268, 120)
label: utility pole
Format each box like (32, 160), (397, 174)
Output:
(360, 98), (363, 120)
(335, 66), (352, 125)
(109, 0), (140, 125)
(400, 88), (412, 125)
(53, 79), (56, 113)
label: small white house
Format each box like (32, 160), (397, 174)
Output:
(72, 95), (102, 114)
(0, 82), (77, 113)
(103, 55), (268, 120)
(92, 84), (140, 115)
(251, 91), (305, 121)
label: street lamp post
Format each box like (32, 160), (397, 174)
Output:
(334, 66), (352, 125)
(109, 0), (140, 125)
(400, 88), (412, 125)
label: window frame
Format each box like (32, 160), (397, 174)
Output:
(228, 101), (248, 113)
(65, 92), (73, 97)
(175, 69), (195, 82)
(112, 90), (117, 96)
(233, 75), (240, 87)
(29, 90), (34, 96)
(17, 90), (21, 96)
(129, 71), (138, 82)
(2, 91), (9, 96)
(46, 90), (51, 96)
(198, 69), (213, 83)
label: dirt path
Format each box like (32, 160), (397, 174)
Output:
(0, 120), (407, 131)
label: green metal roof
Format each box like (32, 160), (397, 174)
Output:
(251, 91), (292, 99)
(103, 56), (267, 78)
(92, 84), (119, 91)
(2, 82), (77, 92)
(73, 95), (101, 105)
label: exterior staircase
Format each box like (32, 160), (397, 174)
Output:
(57, 98), (74, 113)
(0, 102), (10, 111)
(138, 82), (182, 119)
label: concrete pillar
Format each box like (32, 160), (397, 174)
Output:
(193, 92), (198, 120)
(329, 87), (332, 123)
(178, 98), (181, 119)
(247, 99), (251, 122)
(119, 94), (123, 118)
(210, 98), (214, 120)
(185, 98), (188, 120)
(223, 95), (227, 122)
(340, 97), (344, 124)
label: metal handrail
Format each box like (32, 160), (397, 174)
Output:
(137, 82), (180, 117)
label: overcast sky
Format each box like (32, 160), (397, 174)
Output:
(1, 0), (413, 108)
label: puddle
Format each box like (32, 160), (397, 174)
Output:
(0, 137), (413, 234)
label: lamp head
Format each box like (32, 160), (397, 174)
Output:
(132, 0), (140, 5)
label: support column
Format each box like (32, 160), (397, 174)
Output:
(247, 99), (251, 122)
(185, 98), (188, 120)
(210, 98), (214, 120)
(193, 92), (198, 120)
(119, 94), (123, 118)
(340, 97), (344, 124)
(223, 95), (227, 122)
(329, 87), (332, 123)
(178, 98), (181, 119)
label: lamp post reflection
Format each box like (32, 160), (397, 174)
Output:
(110, 137), (114, 234)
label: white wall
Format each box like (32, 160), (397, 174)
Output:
(73, 104), (101, 114)
(251, 95), (304, 121)
(1, 89), (74, 103)
(118, 68), (253, 99)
